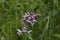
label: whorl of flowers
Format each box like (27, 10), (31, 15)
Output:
(17, 12), (41, 36)
(21, 12), (41, 26)
(17, 27), (26, 36)
(17, 27), (32, 36)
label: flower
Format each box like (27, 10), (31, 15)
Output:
(17, 28), (32, 36)
(21, 12), (40, 26)
(17, 12), (41, 36)
(30, 20), (36, 26)
(17, 29), (22, 36)
(17, 27), (26, 36)
(27, 30), (32, 35)
(22, 27), (26, 32)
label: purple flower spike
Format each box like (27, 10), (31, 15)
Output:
(17, 29), (22, 36)
(17, 12), (41, 36)
(21, 12), (41, 27)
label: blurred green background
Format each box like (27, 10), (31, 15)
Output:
(0, 0), (60, 40)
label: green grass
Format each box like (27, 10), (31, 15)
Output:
(0, 0), (60, 40)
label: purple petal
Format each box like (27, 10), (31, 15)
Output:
(25, 12), (30, 17)
(22, 17), (26, 20)
(17, 29), (22, 36)
(28, 17), (31, 20)
(30, 21), (34, 26)
(26, 20), (31, 23)
(31, 16), (35, 20)
(22, 27), (26, 32)
(33, 20), (37, 22)
(27, 30), (32, 35)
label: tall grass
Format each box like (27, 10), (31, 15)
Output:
(0, 0), (60, 40)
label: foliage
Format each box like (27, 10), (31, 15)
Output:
(0, 0), (60, 40)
